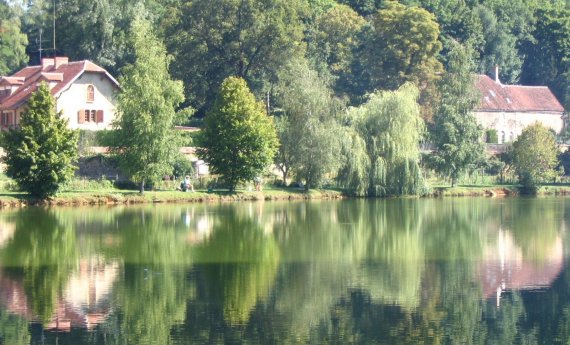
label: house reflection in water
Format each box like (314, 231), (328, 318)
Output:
(479, 229), (563, 307)
(0, 256), (119, 332)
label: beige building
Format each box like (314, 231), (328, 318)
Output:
(474, 73), (565, 144)
(0, 57), (119, 130)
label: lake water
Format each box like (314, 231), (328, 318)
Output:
(0, 197), (568, 344)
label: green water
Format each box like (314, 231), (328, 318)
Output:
(0, 197), (568, 344)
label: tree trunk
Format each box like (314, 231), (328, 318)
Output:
(282, 169), (289, 186)
(139, 180), (145, 194)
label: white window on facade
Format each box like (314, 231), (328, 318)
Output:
(509, 132), (514, 142)
(501, 131), (506, 144)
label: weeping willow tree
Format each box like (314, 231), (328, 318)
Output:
(337, 126), (370, 196)
(339, 83), (425, 196)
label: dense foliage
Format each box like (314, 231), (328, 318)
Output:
(2, 83), (78, 198)
(198, 77), (278, 192)
(274, 59), (343, 190)
(429, 42), (485, 187)
(511, 123), (559, 192)
(112, 18), (184, 193)
(0, 0), (28, 74)
(9, 0), (569, 110)
(351, 83), (426, 196)
(5, 0), (570, 192)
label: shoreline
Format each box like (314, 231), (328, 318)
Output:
(2, 184), (570, 208)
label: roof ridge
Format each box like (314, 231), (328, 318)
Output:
(504, 84), (549, 89)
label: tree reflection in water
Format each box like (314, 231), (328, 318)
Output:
(0, 198), (566, 344)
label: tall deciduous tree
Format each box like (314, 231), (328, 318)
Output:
(309, 4), (366, 99)
(165, 0), (307, 115)
(274, 60), (343, 190)
(521, 6), (570, 109)
(113, 18), (184, 193)
(311, 4), (365, 75)
(359, 1), (443, 91)
(2, 83), (78, 198)
(511, 123), (559, 192)
(0, 0), (28, 74)
(429, 42), (485, 187)
(198, 77), (278, 192)
(475, 6), (523, 83)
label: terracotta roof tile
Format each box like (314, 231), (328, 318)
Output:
(476, 74), (564, 113)
(0, 77), (25, 86)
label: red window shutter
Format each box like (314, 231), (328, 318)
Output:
(96, 110), (104, 123)
(78, 109), (85, 124)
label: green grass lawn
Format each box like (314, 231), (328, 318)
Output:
(2, 177), (570, 207)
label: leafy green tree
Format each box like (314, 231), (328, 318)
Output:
(417, 0), (485, 60)
(337, 0), (383, 16)
(0, 1), (28, 75)
(521, 6), (570, 108)
(475, 6), (523, 83)
(2, 83), (77, 198)
(274, 60), (343, 190)
(359, 1), (443, 91)
(113, 18), (184, 193)
(344, 83), (426, 196)
(336, 126), (370, 196)
(305, 5), (367, 98)
(309, 4), (366, 97)
(166, 0), (307, 115)
(511, 123), (559, 192)
(198, 77), (278, 192)
(429, 42), (485, 187)
(18, 0), (168, 74)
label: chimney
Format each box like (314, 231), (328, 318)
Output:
(494, 65), (500, 84)
(41, 58), (55, 70)
(54, 56), (69, 68)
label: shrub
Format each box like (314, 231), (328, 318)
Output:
(485, 129), (498, 144)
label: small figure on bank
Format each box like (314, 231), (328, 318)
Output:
(180, 175), (194, 192)
(254, 176), (263, 191)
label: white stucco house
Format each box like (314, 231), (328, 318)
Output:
(474, 71), (565, 144)
(0, 57), (119, 130)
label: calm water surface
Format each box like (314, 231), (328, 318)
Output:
(0, 197), (568, 344)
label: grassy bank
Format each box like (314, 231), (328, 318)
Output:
(1, 182), (570, 208)
(0, 186), (344, 207)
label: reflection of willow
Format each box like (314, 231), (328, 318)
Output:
(260, 199), (425, 341)
(502, 198), (563, 262)
(1, 208), (78, 324)
(356, 199), (425, 309)
(193, 206), (280, 325)
(421, 198), (489, 261)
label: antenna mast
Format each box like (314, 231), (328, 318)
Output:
(53, 0), (56, 54)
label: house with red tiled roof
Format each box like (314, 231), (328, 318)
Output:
(474, 69), (565, 144)
(0, 57), (119, 130)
